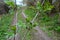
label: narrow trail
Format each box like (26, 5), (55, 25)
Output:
(21, 10), (52, 40)
(11, 12), (21, 40)
(8, 12), (20, 40)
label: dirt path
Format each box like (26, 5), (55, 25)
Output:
(8, 12), (20, 40)
(32, 26), (52, 40)
(12, 12), (21, 40)
(11, 13), (17, 25)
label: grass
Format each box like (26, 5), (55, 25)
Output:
(0, 9), (15, 40)
(24, 8), (36, 20)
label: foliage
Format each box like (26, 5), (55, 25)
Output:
(25, 1), (60, 33)
(0, 9), (14, 40)
(36, 1), (54, 13)
(10, 25), (16, 33)
(5, 0), (15, 9)
(36, 1), (60, 33)
(24, 8), (36, 20)
(43, 1), (54, 12)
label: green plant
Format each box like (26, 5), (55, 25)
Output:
(0, 10), (14, 40)
(5, 1), (15, 9)
(25, 1), (60, 33)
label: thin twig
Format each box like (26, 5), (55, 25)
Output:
(42, 0), (45, 5)
(31, 12), (39, 23)
(31, 0), (45, 23)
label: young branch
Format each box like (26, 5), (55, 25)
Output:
(31, 12), (39, 23)
(42, 0), (45, 5)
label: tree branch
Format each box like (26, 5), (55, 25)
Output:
(31, 12), (39, 23)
